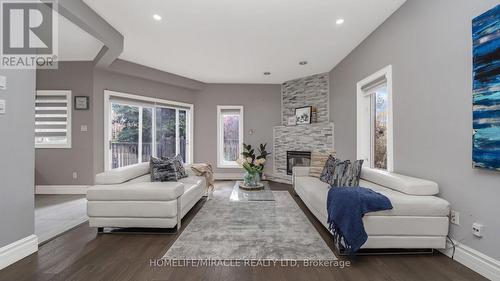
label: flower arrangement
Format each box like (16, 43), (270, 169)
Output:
(236, 157), (266, 175)
(236, 143), (269, 186)
(237, 143), (269, 173)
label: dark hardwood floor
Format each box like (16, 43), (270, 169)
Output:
(0, 181), (486, 281)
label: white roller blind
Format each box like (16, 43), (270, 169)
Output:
(109, 95), (191, 111)
(35, 90), (72, 148)
(361, 75), (387, 92)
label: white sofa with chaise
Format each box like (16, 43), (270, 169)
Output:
(293, 166), (450, 250)
(87, 162), (206, 231)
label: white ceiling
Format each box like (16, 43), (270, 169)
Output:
(58, 12), (103, 61)
(83, 0), (406, 83)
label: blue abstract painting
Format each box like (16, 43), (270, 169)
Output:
(472, 4), (500, 171)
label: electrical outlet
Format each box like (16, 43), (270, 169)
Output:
(450, 210), (460, 225)
(72, 172), (78, 179)
(472, 223), (484, 237)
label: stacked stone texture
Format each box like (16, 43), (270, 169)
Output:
(272, 123), (334, 183)
(269, 73), (333, 183)
(281, 73), (329, 125)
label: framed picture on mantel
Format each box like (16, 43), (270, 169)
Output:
(295, 106), (312, 125)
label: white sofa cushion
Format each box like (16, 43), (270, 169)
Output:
(179, 181), (205, 217)
(361, 168), (439, 196)
(294, 176), (449, 217)
(178, 176), (205, 187)
(292, 166), (311, 177)
(127, 174), (151, 183)
(95, 163), (150, 185)
(87, 182), (184, 201)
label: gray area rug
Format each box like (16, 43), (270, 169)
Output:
(163, 182), (336, 260)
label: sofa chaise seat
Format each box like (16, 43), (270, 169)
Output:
(293, 167), (450, 250)
(87, 162), (206, 230)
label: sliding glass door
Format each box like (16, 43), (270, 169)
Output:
(141, 107), (154, 163)
(107, 99), (190, 170)
(156, 107), (176, 159)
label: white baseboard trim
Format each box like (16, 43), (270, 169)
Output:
(0, 235), (38, 270)
(214, 173), (245, 180)
(35, 185), (89, 195)
(440, 239), (500, 281)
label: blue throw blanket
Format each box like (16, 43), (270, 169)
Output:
(327, 187), (393, 255)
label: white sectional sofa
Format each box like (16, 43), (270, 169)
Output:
(87, 162), (206, 231)
(293, 166), (450, 250)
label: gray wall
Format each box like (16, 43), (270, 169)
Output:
(35, 62), (282, 180)
(36, 62), (94, 185)
(93, 68), (198, 174)
(194, 84), (282, 174)
(93, 77), (282, 175)
(329, 0), (500, 258)
(0, 69), (36, 247)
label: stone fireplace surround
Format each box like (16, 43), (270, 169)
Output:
(268, 73), (334, 184)
(270, 123), (334, 183)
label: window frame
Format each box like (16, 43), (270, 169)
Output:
(217, 105), (244, 168)
(35, 90), (72, 149)
(104, 90), (194, 171)
(356, 65), (394, 172)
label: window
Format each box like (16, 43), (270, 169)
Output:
(104, 90), (193, 170)
(357, 65), (393, 172)
(35, 90), (72, 148)
(217, 106), (243, 168)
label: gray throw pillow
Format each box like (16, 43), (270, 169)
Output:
(338, 159), (364, 187)
(319, 155), (338, 184)
(150, 157), (178, 182)
(331, 160), (350, 187)
(346, 160), (364, 187)
(173, 154), (188, 179)
(162, 155), (188, 179)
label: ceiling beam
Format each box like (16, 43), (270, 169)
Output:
(57, 0), (123, 68)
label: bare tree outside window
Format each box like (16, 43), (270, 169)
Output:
(374, 87), (388, 170)
(223, 115), (240, 161)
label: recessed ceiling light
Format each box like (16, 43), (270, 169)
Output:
(153, 14), (162, 21)
(336, 18), (344, 25)
(263, 72), (271, 76)
(299, 61), (308, 65)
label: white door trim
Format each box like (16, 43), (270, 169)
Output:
(356, 65), (394, 172)
(216, 105), (244, 168)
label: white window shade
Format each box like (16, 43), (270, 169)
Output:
(361, 76), (387, 92)
(35, 90), (72, 148)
